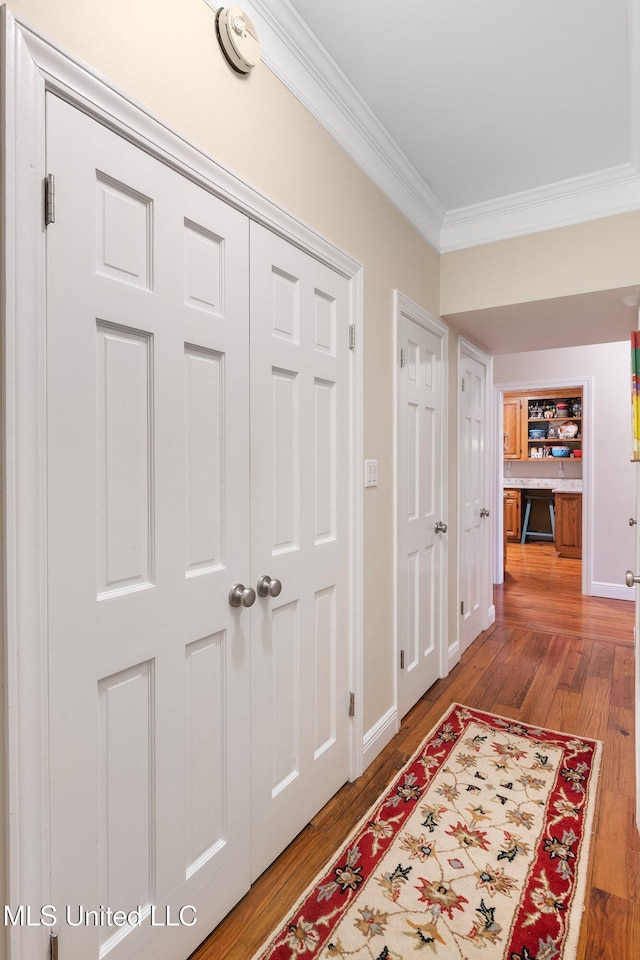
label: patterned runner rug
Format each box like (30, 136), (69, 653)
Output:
(252, 703), (601, 960)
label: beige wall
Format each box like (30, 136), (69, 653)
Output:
(5, 0), (445, 734)
(441, 211), (640, 314)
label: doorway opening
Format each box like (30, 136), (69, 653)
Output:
(495, 378), (592, 597)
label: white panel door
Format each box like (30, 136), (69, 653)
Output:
(397, 306), (447, 720)
(249, 223), (351, 879)
(459, 345), (490, 651)
(46, 95), (251, 960)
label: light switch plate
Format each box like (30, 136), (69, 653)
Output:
(364, 460), (378, 487)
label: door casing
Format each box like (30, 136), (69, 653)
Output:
(0, 10), (364, 958)
(635, 468), (640, 831)
(494, 377), (593, 596)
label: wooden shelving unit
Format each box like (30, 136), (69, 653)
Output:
(503, 388), (583, 462)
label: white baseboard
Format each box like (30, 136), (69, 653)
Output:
(448, 640), (461, 673)
(591, 581), (634, 602)
(487, 605), (496, 626)
(362, 705), (398, 772)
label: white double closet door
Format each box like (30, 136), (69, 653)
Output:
(46, 95), (351, 960)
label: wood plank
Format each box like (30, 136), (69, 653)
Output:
(577, 887), (640, 960)
(548, 676), (611, 741)
(558, 636), (592, 693)
(591, 789), (640, 901)
(600, 704), (636, 798)
(590, 639), (616, 679)
(491, 629), (551, 710)
(614, 643), (635, 677)
(519, 633), (573, 726)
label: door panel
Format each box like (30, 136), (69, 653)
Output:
(503, 396), (522, 459)
(249, 224), (351, 879)
(459, 347), (489, 650)
(46, 95), (251, 960)
(397, 308), (446, 719)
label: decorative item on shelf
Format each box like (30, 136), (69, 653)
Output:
(551, 445), (571, 458)
(573, 449), (582, 459)
(529, 428), (546, 439)
(529, 401), (543, 419)
(555, 402), (569, 417)
(557, 420), (579, 439)
(530, 447), (543, 458)
(547, 424), (558, 439)
(570, 399), (582, 417)
(543, 406), (555, 419)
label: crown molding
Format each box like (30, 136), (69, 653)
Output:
(233, 0), (445, 249)
(440, 165), (640, 252)
(216, 0), (640, 253)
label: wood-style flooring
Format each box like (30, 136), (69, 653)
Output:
(190, 542), (639, 960)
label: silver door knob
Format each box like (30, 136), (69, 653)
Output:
(630, 517), (637, 526)
(625, 570), (640, 587)
(257, 575), (282, 598)
(435, 521), (448, 534)
(480, 508), (490, 518)
(229, 583), (257, 607)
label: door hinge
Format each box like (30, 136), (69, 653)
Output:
(400, 347), (406, 368)
(50, 933), (58, 960)
(400, 649), (405, 669)
(461, 378), (466, 393)
(349, 325), (356, 350)
(349, 691), (355, 718)
(460, 601), (465, 616)
(44, 173), (56, 226)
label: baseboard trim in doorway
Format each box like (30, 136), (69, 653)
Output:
(448, 638), (461, 671)
(592, 581), (634, 602)
(362, 706), (398, 771)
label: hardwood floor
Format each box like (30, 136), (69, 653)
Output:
(190, 542), (638, 960)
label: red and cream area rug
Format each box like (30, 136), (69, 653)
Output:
(252, 703), (601, 960)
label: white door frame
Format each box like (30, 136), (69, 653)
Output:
(0, 11), (364, 958)
(393, 292), (449, 725)
(493, 377), (593, 595)
(634, 468), (640, 831)
(456, 338), (494, 661)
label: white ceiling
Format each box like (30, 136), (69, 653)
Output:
(445, 286), (640, 355)
(286, 0), (631, 211)
(247, 0), (640, 352)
